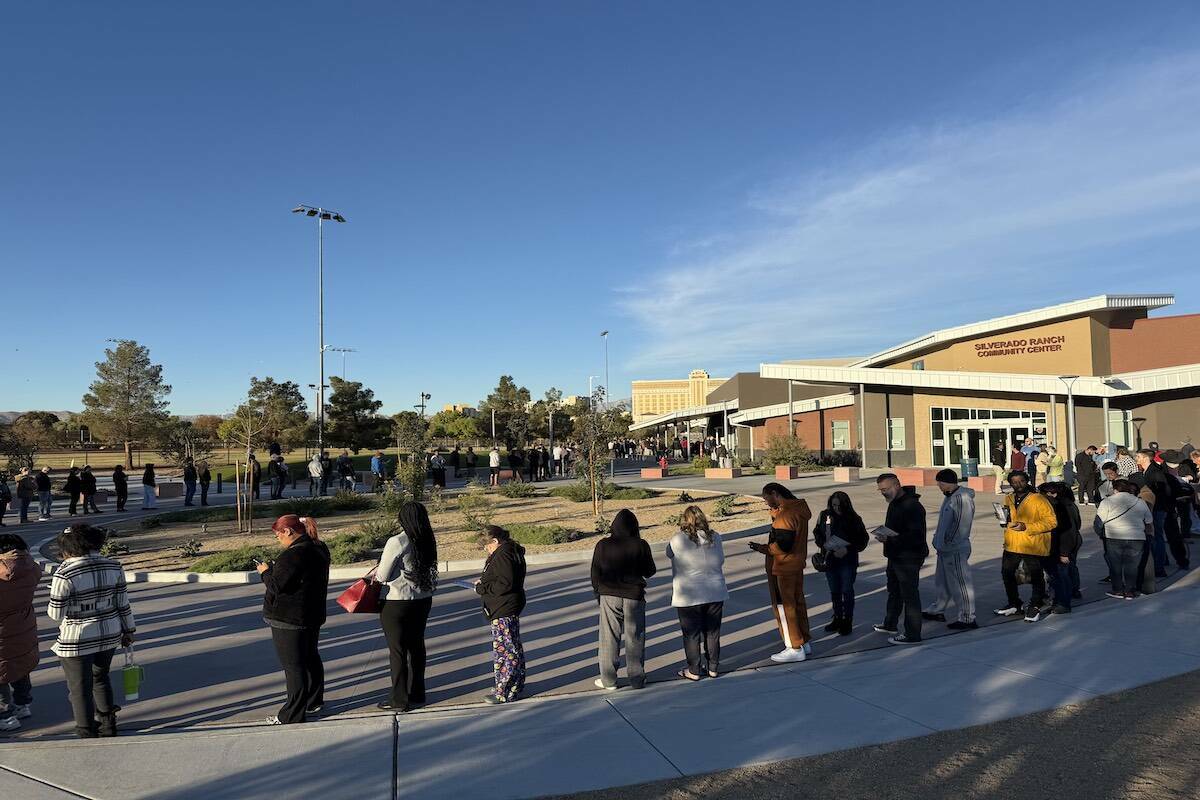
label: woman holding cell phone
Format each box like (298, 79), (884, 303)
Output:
(257, 514), (330, 725)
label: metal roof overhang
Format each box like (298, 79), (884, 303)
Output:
(759, 362), (1200, 399)
(729, 393), (856, 425)
(629, 400), (738, 431)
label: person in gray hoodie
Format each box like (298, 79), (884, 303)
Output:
(376, 501), (438, 712)
(922, 468), (977, 629)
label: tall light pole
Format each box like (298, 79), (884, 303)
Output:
(416, 392), (431, 418)
(1058, 375), (1079, 458)
(292, 204), (347, 456)
(601, 330), (613, 478)
(326, 346), (358, 379)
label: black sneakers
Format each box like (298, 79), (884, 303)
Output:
(1023, 603), (1042, 623)
(921, 612), (946, 622)
(947, 620), (978, 630)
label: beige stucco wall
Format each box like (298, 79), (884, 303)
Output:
(885, 316), (1101, 376)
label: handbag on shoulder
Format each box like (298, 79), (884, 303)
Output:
(337, 566), (382, 614)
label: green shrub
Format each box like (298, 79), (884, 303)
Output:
(548, 482), (594, 502)
(609, 486), (657, 501)
(191, 545), (278, 573)
(458, 484), (495, 531)
(664, 512), (681, 528)
(713, 494), (737, 517)
(498, 481), (536, 498)
(152, 506), (238, 525)
(395, 460), (427, 503)
(692, 455), (714, 470)
(427, 485), (448, 514)
(328, 490), (375, 512)
(507, 523), (574, 546)
(357, 517), (399, 548)
(678, 491), (694, 503)
(594, 515), (610, 536)
(327, 533), (377, 565)
(100, 537), (129, 557)
(376, 483), (408, 518)
(179, 538), (204, 559)
(761, 434), (812, 468)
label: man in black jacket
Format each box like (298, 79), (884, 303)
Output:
(80, 466), (100, 514)
(183, 458), (198, 506)
(475, 526), (527, 704)
(1136, 449), (1190, 575)
(1074, 446), (1100, 506)
(873, 474), (929, 645)
(590, 509), (657, 689)
(257, 516), (331, 724)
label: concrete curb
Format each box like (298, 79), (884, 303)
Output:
(32, 484), (766, 584)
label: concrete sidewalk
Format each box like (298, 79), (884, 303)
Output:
(2, 578), (1197, 800)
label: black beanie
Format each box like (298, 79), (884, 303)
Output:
(935, 468), (959, 484)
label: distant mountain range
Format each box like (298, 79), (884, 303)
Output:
(0, 411), (78, 424)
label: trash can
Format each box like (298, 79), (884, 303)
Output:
(960, 458), (979, 478)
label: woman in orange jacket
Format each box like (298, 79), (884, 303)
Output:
(751, 483), (813, 663)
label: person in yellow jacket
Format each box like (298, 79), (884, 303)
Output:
(993, 470), (1056, 623)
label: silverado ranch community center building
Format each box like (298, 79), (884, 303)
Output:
(629, 295), (1200, 471)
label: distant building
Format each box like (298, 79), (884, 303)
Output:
(442, 404), (479, 417)
(560, 395), (589, 409)
(631, 369), (726, 422)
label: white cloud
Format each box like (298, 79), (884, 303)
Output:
(622, 52), (1200, 374)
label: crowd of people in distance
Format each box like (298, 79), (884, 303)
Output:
(1, 439), (1194, 736)
(0, 462), (186, 524)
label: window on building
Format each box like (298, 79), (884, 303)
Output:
(948, 408), (970, 420)
(887, 418), (906, 451)
(831, 419), (850, 450)
(911, 360), (925, 370)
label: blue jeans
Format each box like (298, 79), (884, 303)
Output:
(184, 481), (197, 506)
(18, 497), (31, 523)
(824, 551), (859, 621)
(39, 491), (52, 517)
(0, 675), (32, 718)
(1151, 510), (1168, 575)
(1043, 556), (1073, 609)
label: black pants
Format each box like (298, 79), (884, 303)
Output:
(59, 649), (116, 736)
(1001, 550), (1047, 609)
(200, 482), (209, 505)
(252, 481), (261, 499)
(115, 486), (127, 510)
(676, 602), (723, 674)
(69, 493), (79, 515)
(883, 559), (924, 640)
(380, 598), (432, 708)
(1077, 475), (1099, 504)
(84, 492), (99, 513)
(1165, 508), (1190, 569)
(270, 626), (324, 724)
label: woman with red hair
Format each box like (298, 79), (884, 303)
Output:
(257, 515), (330, 724)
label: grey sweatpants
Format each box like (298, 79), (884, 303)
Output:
(924, 548), (976, 623)
(598, 596), (646, 688)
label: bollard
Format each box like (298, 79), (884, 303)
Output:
(217, 473), (223, 494)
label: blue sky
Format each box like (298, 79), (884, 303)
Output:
(4, 2), (1200, 415)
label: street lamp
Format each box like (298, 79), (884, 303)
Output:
(601, 330), (613, 477)
(1057, 375), (1079, 458)
(1132, 417), (1147, 450)
(292, 204), (347, 456)
(416, 392), (431, 418)
(326, 346), (357, 379)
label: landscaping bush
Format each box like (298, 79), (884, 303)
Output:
(458, 484), (495, 531)
(548, 482), (594, 502)
(100, 537), (129, 557)
(498, 481), (536, 498)
(191, 545), (278, 573)
(507, 523), (574, 546)
(426, 485), (448, 514)
(178, 538), (204, 559)
(328, 490), (375, 512)
(327, 533), (377, 565)
(357, 517), (399, 548)
(609, 486), (657, 501)
(677, 491), (694, 503)
(712, 494), (737, 517)
(691, 455), (714, 470)
(594, 515), (611, 536)
(376, 483), (408, 518)
(761, 434), (812, 468)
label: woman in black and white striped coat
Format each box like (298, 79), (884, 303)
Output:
(47, 525), (136, 738)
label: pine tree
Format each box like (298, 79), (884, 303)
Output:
(326, 376), (391, 453)
(80, 340), (171, 467)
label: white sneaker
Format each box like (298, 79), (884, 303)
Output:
(264, 716), (282, 725)
(769, 647), (807, 663)
(0, 717), (19, 733)
(802, 642), (812, 655)
(593, 679), (618, 691)
(37, 517), (49, 522)
(14, 705), (30, 720)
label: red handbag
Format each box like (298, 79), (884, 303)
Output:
(337, 567), (382, 614)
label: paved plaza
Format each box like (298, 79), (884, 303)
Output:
(0, 468), (1196, 799)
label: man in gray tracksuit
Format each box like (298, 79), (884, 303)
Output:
(922, 468), (977, 629)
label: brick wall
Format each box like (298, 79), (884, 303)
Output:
(761, 405), (858, 455)
(1109, 314), (1200, 373)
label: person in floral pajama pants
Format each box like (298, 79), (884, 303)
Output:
(475, 526), (528, 704)
(490, 615), (525, 702)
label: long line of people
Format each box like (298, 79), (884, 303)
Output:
(0, 460), (1191, 735)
